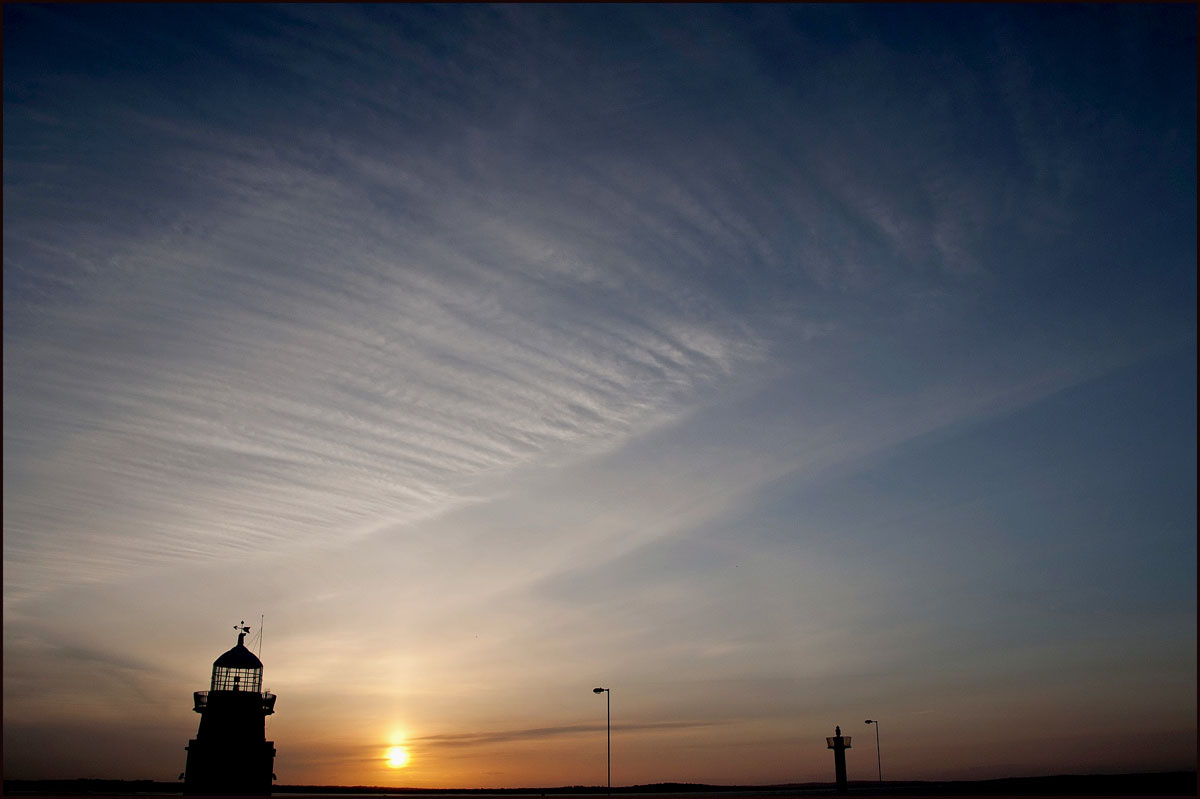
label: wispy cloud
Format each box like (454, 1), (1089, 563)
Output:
(4, 98), (774, 601)
(4, 4), (1177, 611)
(415, 720), (728, 749)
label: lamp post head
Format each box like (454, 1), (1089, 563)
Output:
(865, 719), (875, 724)
(593, 687), (606, 693)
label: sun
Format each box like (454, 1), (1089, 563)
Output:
(385, 745), (410, 769)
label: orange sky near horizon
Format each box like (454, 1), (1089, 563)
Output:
(270, 711), (1197, 789)
(255, 649), (1195, 788)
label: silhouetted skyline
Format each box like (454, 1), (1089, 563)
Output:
(3, 4), (1195, 788)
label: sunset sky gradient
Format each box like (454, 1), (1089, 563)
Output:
(4, 4), (1195, 788)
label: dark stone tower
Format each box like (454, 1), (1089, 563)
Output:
(826, 725), (851, 795)
(183, 624), (277, 795)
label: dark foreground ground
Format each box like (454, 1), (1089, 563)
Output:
(4, 772), (1195, 798)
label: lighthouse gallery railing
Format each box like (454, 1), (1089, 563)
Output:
(193, 690), (276, 714)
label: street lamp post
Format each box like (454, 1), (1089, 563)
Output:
(864, 720), (881, 783)
(593, 688), (610, 795)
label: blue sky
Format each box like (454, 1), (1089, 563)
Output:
(3, 3), (1195, 787)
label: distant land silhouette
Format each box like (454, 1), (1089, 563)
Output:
(4, 771), (1195, 797)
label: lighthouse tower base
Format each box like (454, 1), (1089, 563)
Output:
(183, 736), (275, 796)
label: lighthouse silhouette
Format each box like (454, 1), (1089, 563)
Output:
(183, 623), (277, 795)
(826, 725), (851, 795)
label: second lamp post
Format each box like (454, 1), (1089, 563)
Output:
(593, 687), (610, 795)
(864, 719), (881, 783)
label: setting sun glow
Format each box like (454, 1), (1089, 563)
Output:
(385, 746), (410, 769)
